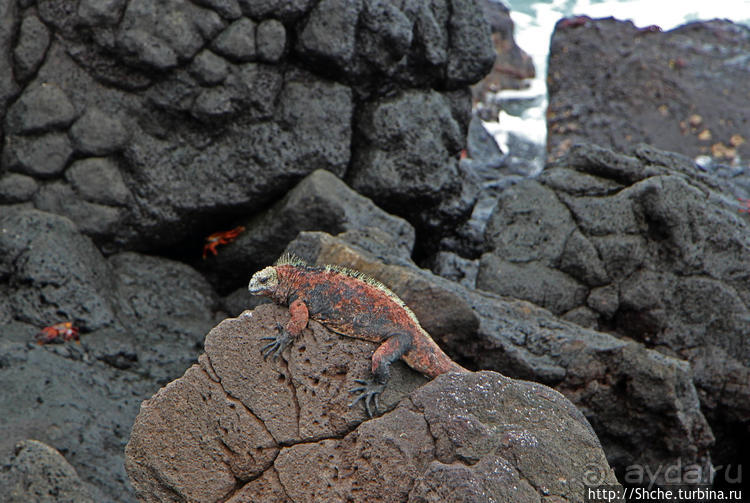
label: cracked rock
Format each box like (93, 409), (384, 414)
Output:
(125, 303), (617, 501)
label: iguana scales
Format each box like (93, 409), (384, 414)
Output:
(247, 254), (467, 416)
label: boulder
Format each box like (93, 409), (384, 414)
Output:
(212, 17), (257, 62)
(125, 303), (618, 501)
(202, 169), (415, 292)
(0, 439), (95, 503)
(480, 142), (750, 475)
(547, 17), (750, 165)
(0, 208), (119, 330)
(65, 157), (131, 207)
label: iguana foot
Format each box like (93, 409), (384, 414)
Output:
(260, 323), (293, 361)
(349, 378), (385, 418)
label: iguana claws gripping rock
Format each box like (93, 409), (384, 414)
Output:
(260, 323), (293, 361)
(248, 254), (468, 417)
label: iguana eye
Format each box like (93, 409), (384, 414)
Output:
(259, 277), (268, 284)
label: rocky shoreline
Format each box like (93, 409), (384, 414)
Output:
(1, 0), (748, 501)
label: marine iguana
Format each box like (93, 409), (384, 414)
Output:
(247, 254), (467, 416)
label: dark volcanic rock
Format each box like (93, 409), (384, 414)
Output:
(188, 49), (230, 85)
(0, 0), (494, 258)
(0, 322), (154, 503)
(0, 1), (19, 115)
(0, 439), (95, 503)
(348, 89), (475, 252)
(212, 17), (257, 62)
(255, 18), (286, 62)
(480, 142), (750, 476)
(0, 173), (38, 203)
(13, 13), (51, 82)
(0, 209), (119, 330)
(286, 231), (714, 484)
(5, 82), (77, 135)
(2, 132), (74, 178)
(125, 303), (617, 502)
(0, 208), (221, 501)
(65, 157), (132, 207)
(69, 107), (130, 156)
(547, 17), (750, 165)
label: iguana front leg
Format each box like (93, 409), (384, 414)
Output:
(261, 298), (309, 360)
(350, 332), (411, 417)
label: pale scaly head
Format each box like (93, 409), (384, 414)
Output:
(248, 266), (279, 296)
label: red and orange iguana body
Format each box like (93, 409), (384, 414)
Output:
(247, 254), (467, 416)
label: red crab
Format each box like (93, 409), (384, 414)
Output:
(558, 16), (590, 29)
(202, 225), (245, 259)
(36, 321), (79, 345)
(739, 198), (750, 213)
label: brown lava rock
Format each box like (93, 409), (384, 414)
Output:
(125, 304), (617, 502)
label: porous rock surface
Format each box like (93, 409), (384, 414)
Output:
(125, 303), (618, 502)
(477, 142), (750, 473)
(285, 230), (715, 483)
(547, 17), (750, 166)
(0, 439), (95, 503)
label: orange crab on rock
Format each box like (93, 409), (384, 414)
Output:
(739, 198), (750, 213)
(36, 322), (79, 345)
(202, 225), (245, 259)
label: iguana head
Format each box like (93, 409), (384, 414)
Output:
(248, 266), (279, 296)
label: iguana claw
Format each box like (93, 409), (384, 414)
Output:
(349, 378), (385, 417)
(260, 322), (292, 361)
